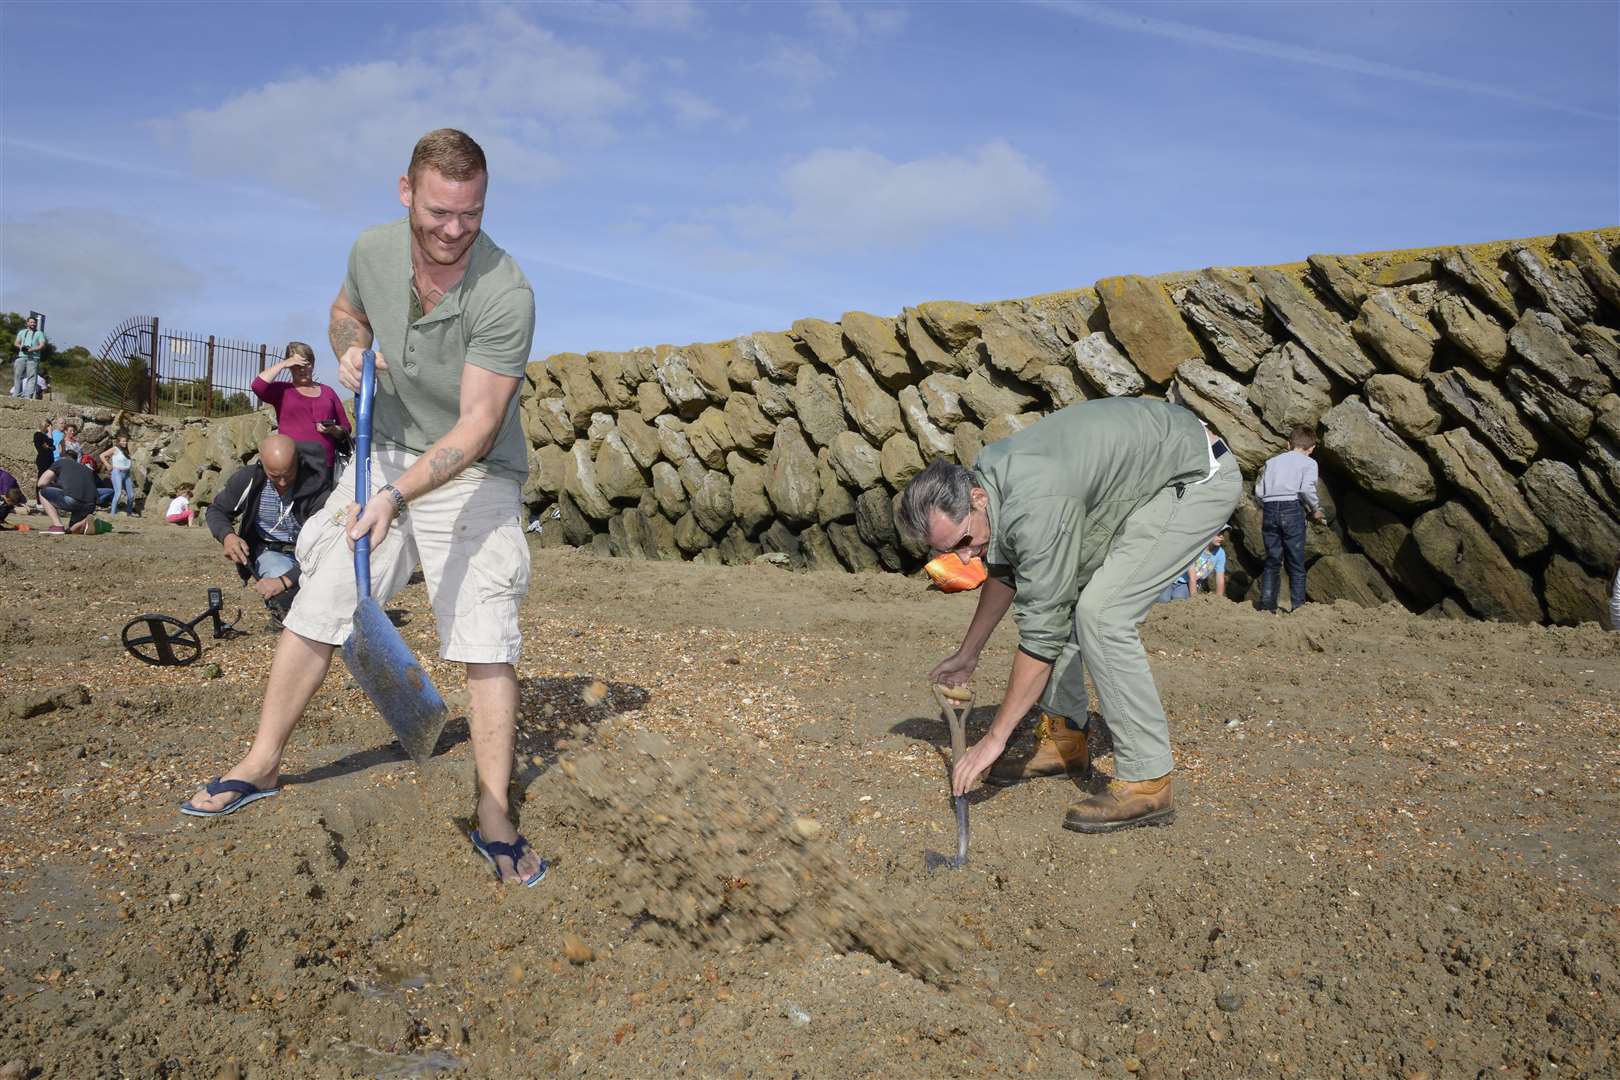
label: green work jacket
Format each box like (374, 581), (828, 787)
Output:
(973, 398), (1210, 661)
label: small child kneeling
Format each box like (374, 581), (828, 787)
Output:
(166, 485), (199, 527)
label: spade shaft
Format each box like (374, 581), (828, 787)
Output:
(932, 683), (973, 869)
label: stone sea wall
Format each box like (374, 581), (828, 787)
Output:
(130, 229), (1620, 626)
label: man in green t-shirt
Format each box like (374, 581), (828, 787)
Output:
(182, 130), (546, 887)
(11, 315), (46, 399)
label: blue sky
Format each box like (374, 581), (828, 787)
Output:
(1, 0), (1615, 375)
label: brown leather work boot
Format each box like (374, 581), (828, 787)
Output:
(986, 712), (1090, 786)
(1062, 774), (1174, 833)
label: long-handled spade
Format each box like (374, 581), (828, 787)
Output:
(930, 683), (974, 870)
(340, 349), (450, 764)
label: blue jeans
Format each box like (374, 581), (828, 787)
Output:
(254, 549), (297, 580)
(1259, 501), (1307, 611)
(110, 470), (136, 515)
(10, 355), (38, 398)
(1157, 578), (1190, 603)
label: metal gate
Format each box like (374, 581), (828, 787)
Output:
(89, 316), (286, 418)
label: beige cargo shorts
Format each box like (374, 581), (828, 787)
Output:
(284, 449), (530, 664)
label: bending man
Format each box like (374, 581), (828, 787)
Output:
(897, 398), (1240, 833)
(183, 129), (543, 887)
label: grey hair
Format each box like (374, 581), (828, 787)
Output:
(896, 459), (976, 549)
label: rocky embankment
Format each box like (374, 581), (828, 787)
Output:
(24, 228), (1620, 627)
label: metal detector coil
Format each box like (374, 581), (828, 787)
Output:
(121, 588), (243, 666)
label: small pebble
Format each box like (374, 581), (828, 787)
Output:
(581, 680), (609, 707)
(1216, 987), (1245, 1012)
(562, 933), (594, 965)
(202, 663), (223, 679)
(783, 1002), (811, 1026)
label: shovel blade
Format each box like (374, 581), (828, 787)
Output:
(341, 597), (448, 764)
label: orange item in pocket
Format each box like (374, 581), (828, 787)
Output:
(925, 552), (987, 592)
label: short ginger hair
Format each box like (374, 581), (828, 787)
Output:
(407, 128), (487, 189)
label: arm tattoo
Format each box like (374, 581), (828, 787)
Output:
(427, 447), (465, 488)
(329, 312), (367, 357)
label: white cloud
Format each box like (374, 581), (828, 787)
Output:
(736, 140), (1055, 252)
(151, 6), (636, 206)
(551, 0), (704, 32)
(1036, 0), (1614, 121)
(809, 1), (910, 41)
(0, 209), (205, 350)
(666, 88), (725, 128)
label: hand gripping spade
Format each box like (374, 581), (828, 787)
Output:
(340, 350), (449, 764)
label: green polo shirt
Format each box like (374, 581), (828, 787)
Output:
(342, 218), (534, 482)
(972, 398), (1210, 661)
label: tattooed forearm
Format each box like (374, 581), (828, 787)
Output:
(428, 447), (466, 487)
(329, 312), (369, 358)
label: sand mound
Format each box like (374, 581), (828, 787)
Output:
(554, 720), (962, 982)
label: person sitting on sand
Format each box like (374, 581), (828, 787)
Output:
(897, 398), (1240, 833)
(205, 434), (333, 625)
(37, 454), (102, 535)
(165, 485), (199, 527)
(0, 467), (24, 526)
(1160, 526), (1231, 602)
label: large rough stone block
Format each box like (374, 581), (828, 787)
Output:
(588, 350), (639, 408)
(690, 469), (734, 535)
(1520, 459), (1620, 571)
(765, 419), (820, 524)
(751, 378), (795, 420)
(673, 511), (714, 554)
(1306, 254), (1369, 313)
(686, 407), (736, 468)
(898, 385), (955, 460)
(528, 397), (575, 448)
(1508, 246), (1596, 329)
(717, 524), (762, 565)
(1248, 342), (1333, 438)
(585, 411), (616, 456)
(919, 373), (967, 428)
(900, 309), (963, 373)
(533, 444), (568, 497)
(953, 422), (985, 469)
(828, 431), (882, 490)
(653, 415), (698, 469)
(723, 392), (776, 456)
(557, 493), (597, 547)
(1072, 332), (1145, 398)
(816, 448), (856, 524)
(1506, 367), (1593, 447)
(636, 380), (670, 423)
(1426, 368), (1538, 467)
(1173, 359), (1283, 473)
(981, 413), (1040, 446)
(790, 318), (847, 366)
(684, 343), (735, 402)
(1431, 292), (1508, 372)
(854, 487), (903, 570)
(1353, 289), (1440, 380)
(1033, 364), (1085, 410)
(915, 300), (981, 351)
(594, 432), (647, 504)
(841, 311), (914, 390)
(979, 308), (1066, 382)
(1095, 274), (1203, 384)
(1174, 268), (1274, 375)
(564, 442), (613, 520)
(738, 331), (808, 381)
(1421, 428), (1547, 558)
(1438, 248), (1518, 323)
(1306, 553), (1397, 607)
(727, 453), (772, 535)
(1508, 310), (1610, 407)
(1252, 267), (1376, 385)
(759, 521), (805, 568)
(552, 353), (608, 430)
(615, 411), (662, 469)
(828, 522), (882, 572)
(798, 524), (842, 572)
(1556, 232), (1620, 310)
(1320, 397), (1437, 511)
(1340, 491), (1445, 607)
(835, 357), (903, 443)
(1412, 502), (1543, 622)
(880, 432), (925, 488)
(1542, 554), (1613, 628)
(651, 460), (688, 518)
(652, 350), (709, 419)
(791, 366), (849, 449)
(1363, 373), (1440, 440)
(1579, 324), (1620, 385)
(959, 367), (1038, 427)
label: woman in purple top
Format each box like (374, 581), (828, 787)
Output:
(251, 341), (351, 467)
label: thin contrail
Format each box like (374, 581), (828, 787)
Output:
(1033, 1), (1616, 122)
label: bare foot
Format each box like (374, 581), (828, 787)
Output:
(476, 797), (544, 884)
(186, 763), (280, 813)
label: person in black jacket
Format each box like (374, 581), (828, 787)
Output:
(205, 434), (333, 622)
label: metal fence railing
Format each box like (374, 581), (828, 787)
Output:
(89, 316), (287, 418)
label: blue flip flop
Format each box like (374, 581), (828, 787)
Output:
(179, 777), (279, 818)
(470, 829), (549, 887)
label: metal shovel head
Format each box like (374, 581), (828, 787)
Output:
(342, 596), (448, 764)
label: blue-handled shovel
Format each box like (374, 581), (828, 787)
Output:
(340, 349), (449, 764)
